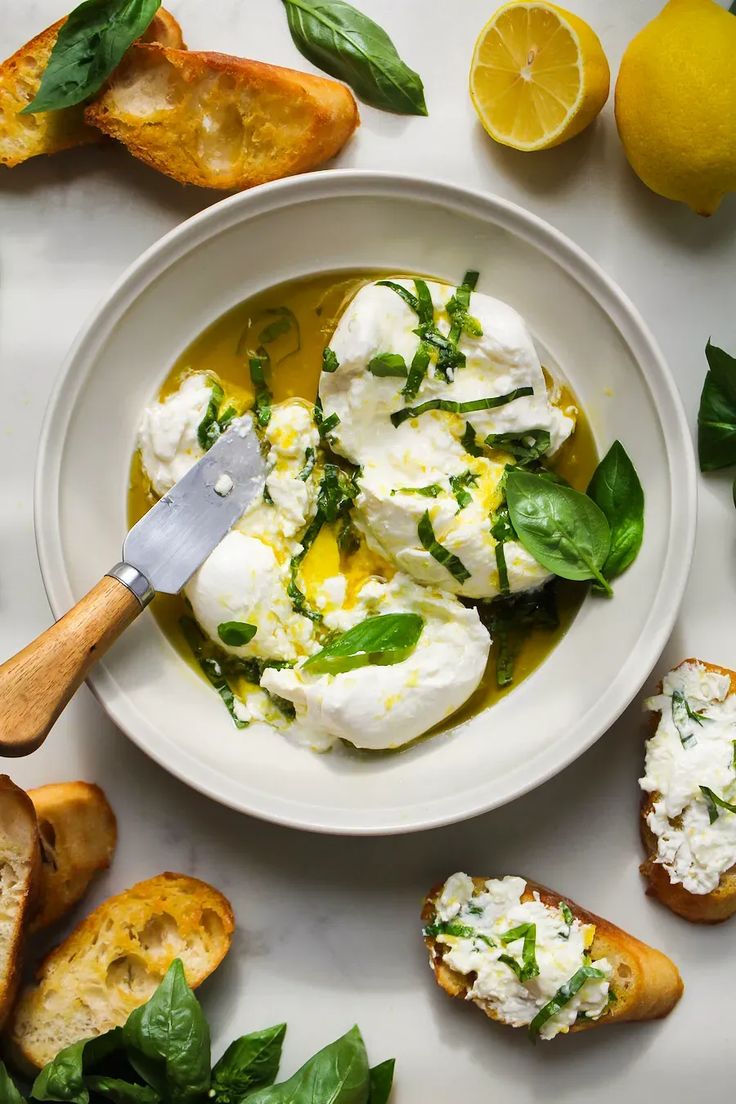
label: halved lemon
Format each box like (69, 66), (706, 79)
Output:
(470, 1), (610, 151)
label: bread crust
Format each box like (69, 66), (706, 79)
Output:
(27, 781), (117, 932)
(0, 776), (40, 1028)
(0, 10), (184, 168)
(422, 876), (683, 1038)
(85, 44), (359, 190)
(9, 871), (235, 1068)
(640, 658), (736, 923)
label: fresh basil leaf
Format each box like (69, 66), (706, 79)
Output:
(210, 1024), (286, 1103)
(671, 689), (706, 749)
(123, 960), (210, 1103)
(528, 964), (606, 1041)
(391, 387), (533, 428)
(423, 918), (495, 947)
(245, 1025), (370, 1104)
(698, 341), (736, 471)
(249, 353), (272, 427)
(367, 353), (408, 378)
(586, 440), (644, 581)
(699, 785), (736, 824)
(85, 1078), (160, 1104)
(499, 922), (539, 981)
(322, 347), (340, 373)
(392, 484), (442, 498)
(485, 430), (551, 464)
(0, 1062), (27, 1104)
(417, 510), (471, 583)
(298, 447), (316, 482)
(367, 1059), (395, 1104)
(23, 0), (161, 114)
(282, 0), (426, 115)
(303, 613), (423, 674)
(505, 469), (612, 595)
(217, 621), (257, 647)
(32, 1030), (124, 1104)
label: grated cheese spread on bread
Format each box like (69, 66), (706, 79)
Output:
(426, 874), (611, 1040)
(640, 661), (736, 895)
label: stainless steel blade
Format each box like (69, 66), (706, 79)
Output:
(123, 417), (266, 595)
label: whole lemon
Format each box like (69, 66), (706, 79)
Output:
(615, 0), (736, 215)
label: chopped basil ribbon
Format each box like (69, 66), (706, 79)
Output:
(179, 618), (247, 729)
(217, 622), (257, 647)
(490, 502), (515, 596)
(287, 514), (324, 623)
(322, 347), (339, 373)
(671, 689), (707, 749)
(402, 341), (431, 399)
(391, 387), (534, 428)
(445, 270), (483, 346)
(699, 786), (736, 824)
(376, 279), (421, 315)
(423, 919), (495, 948)
(368, 353), (408, 378)
(314, 397), (340, 439)
(495, 543), (510, 596)
(392, 484), (442, 498)
(418, 511), (471, 583)
(477, 584), (559, 690)
(449, 470), (479, 510)
(528, 964), (607, 1041)
(337, 514), (361, 555)
(486, 430), (551, 464)
(259, 314), (292, 344)
(461, 421), (483, 457)
(499, 923), (539, 981)
(197, 381), (234, 451)
(559, 901), (574, 939)
(249, 352), (272, 427)
(303, 613), (423, 675)
(298, 446), (316, 482)
(287, 465), (359, 621)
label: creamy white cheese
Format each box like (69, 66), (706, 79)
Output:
(640, 661), (736, 895)
(319, 279), (574, 598)
(138, 373), (213, 496)
(214, 473), (234, 497)
(430, 874), (611, 1040)
(260, 573), (490, 751)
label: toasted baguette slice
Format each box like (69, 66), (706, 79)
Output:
(641, 658), (736, 923)
(0, 776), (40, 1027)
(9, 872), (234, 1068)
(423, 877), (683, 1038)
(0, 10), (185, 168)
(85, 44), (359, 190)
(26, 782), (117, 932)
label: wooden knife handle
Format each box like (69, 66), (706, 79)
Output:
(0, 576), (142, 757)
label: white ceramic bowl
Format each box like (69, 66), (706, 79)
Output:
(35, 171), (695, 835)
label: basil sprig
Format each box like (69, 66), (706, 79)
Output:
(23, 0), (161, 115)
(698, 341), (736, 478)
(499, 922), (539, 982)
(418, 511), (471, 584)
(217, 621), (257, 648)
(699, 786), (736, 824)
(281, 0), (427, 115)
(303, 612), (423, 675)
(528, 964), (607, 1041)
(671, 689), (707, 749)
(391, 387), (533, 428)
(505, 470), (613, 596)
(586, 440), (644, 583)
(11, 961), (395, 1104)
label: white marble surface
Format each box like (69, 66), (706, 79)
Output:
(1, 0), (734, 1098)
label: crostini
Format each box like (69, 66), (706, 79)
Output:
(27, 781), (117, 931)
(422, 874), (682, 1040)
(0, 10), (184, 169)
(85, 44), (359, 190)
(0, 776), (40, 1028)
(9, 872), (234, 1068)
(640, 658), (736, 923)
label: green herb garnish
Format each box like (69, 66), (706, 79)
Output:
(314, 398), (340, 440)
(528, 964), (607, 1041)
(417, 510), (471, 584)
(298, 447), (316, 482)
(402, 340), (431, 400)
(477, 584), (559, 689)
(698, 340), (736, 475)
(586, 440), (644, 584)
(391, 387), (534, 428)
(197, 381), (237, 451)
(499, 922), (539, 981)
(671, 689), (707, 749)
(337, 514), (361, 556)
(368, 353), (408, 378)
(392, 484), (443, 498)
(287, 514), (324, 623)
(180, 617), (247, 728)
(322, 347), (339, 373)
(461, 421), (483, 457)
(559, 901), (574, 938)
(376, 280), (420, 313)
(249, 353), (272, 427)
(495, 542), (510, 596)
(449, 470), (479, 510)
(217, 622), (257, 648)
(303, 613), (423, 675)
(281, 0), (427, 116)
(423, 919), (495, 948)
(699, 785), (736, 824)
(485, 430), (551, 464)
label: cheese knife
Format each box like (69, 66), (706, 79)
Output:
(0, 418), (266, 757)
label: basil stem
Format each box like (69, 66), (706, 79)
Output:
(417, 511), (471, 584)
(322, 347), (339, 373)
(217, 622), (257, 648)
(699, 785), (736, 824)
(391, 387), (533, 428)
(423, 919), (495, 948)
(303, 612), (423, 675)
(23, 0), (161, 114)
(281, 0), (427, 115)
(528, 965), (607, 1041)
(671, 689), (706, 749)
(368, 353), (408, 378)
